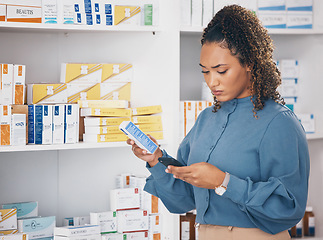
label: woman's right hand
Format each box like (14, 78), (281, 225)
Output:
(126, 135), (163, 167)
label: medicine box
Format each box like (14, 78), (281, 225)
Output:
(0, 233), (28, 240)
(117, 210), (148, 233)
(287, 12), (312, 29)
(0, 209), (17, 231)
(101, 233), (124, 240)
(0, 230), (19, 235)
(286, 0), (313, 11)
(277, 59), (299, 78)
(148, 215), (161, 240)
(13, 65), (25, 105)
(141, 191), (159, 214)
(18, 216), (56, 239)
(297, 113), (315, 134)
(0, 105), (12, 146)
(81, 108), (131, 117)
(54, 225), (100, 237)
(2, 202), (38, 219)
(123, 231), (148, 240)
(67, 83), (100, 103)
(5, 0), (41, 23)
(110, 188), (140, 211)
(1, 64), (13, 105)
(78, 100), (129, 109)
(64, 104), (79, 144)
(52, 105), (65, 144)
(90, 211), (117, 234)
(57, 0), (74, 24)
(114, 6), (141, 26)
(131, 115), (162, 125)
(35, 105), (53, 145)
(115, 173), (132, 189)
(100, 82), (131, 101)
(0, 5), (6, 22)
(82, 133), (128, 143)
(10, 114), (26, 146)
(62, 216), (89, 227)
(27, 84), (67, 104)
(258, 0), (286, 11)
(28, 105), (36, 144)
(84, 117), (130, 127)
(54, 234), (101, 240)
(278, 79), (298, 97)
(84, 125), (122, 135)
(42, 0), (58, 23)
(61, 64), (102, 84)
(138, 123), (163, 132)
(132, 105), (162, 116)
(258, 12), (287, 28)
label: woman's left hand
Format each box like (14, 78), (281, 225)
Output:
(166, 162), (225, 189)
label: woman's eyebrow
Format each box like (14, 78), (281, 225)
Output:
(199, 63), (227, 68)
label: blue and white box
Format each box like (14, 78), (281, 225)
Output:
(35, 105), (53, 145)
(42, 0), (58, 24)
(287, 12), (312, 29)
(105, 14), (113, 25)
(2, 202), (38, 219)
(286, 0), (313, 12)
(28, 105), (36, 144)
(297, 113), (315, 134)
(64, 104), (79, 144)
(278, 79), (299, 97)
(258, 12), (287, 28)
(54, 225), (100, 237)
(18, 216), (56, 239)
(11, 114), (26, 146)
(58, 0), (75, 24)
(52, 105), (65, 144)
(277, 59), (299, 78)
(258, 0), (286, 11)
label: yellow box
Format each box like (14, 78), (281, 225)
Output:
(13, 65), (25, 105)
(0, 209), (17, 230)
(61, 63), (133, 84)
(83, 133), (128, 143)
(100, 82), (131, 101)
(132, 105), (162, 116)
(27, 83), (67, 104)
(85, 125), (123, 135)
(146, 131), (163, 140)
(0, 233), (28, 240)
(101, 64), (133, 83)
(114, 5), (141, 25)
(0, 230), (18, 235)
(0, 105), (12, 146)
(84, 117), (131, 126)
(138, 123), (163, 132)
(1, 64), (14, 105)
(67, 83), (100, 103)
(81, 108), (131, 117)
(131, 115), (162, 124)
(78, 100), (129, 109)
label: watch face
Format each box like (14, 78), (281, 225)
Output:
(215, 186), (226, 196)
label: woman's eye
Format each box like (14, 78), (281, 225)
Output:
(218, 70), (227, 74)
(201, 70), (209, 74)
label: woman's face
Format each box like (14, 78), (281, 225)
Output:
(200, 42), (251, 102)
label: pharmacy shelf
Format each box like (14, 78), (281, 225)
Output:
(0, 140), (166, 152)
(0, 22), (160, 33)
(180, 26), (323, 35)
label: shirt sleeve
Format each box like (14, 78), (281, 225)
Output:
(144, 146), (196, 214)
(223, 111), (310, 234)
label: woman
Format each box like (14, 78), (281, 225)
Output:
(127, 5), (310, 240)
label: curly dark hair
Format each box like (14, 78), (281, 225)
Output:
(201, 4), (284, 117)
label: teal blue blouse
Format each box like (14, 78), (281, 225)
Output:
(144, 97), (310, 234)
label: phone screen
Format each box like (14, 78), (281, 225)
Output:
(158, 157), (184, 167)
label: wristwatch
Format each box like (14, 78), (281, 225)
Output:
(215, 172), (230, 196)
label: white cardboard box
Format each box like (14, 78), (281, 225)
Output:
(10, 114), (26, 146)
(64, 104), (79, 144)
(90, 211), (117, 234)
(54, 225), (100, 237)
(110, 188), (140, 211)
(0, 209), (17, 231)
(18, 216), (56, 239)
(52, 105), (65, 144)
(1, 64), (14, 105)
(117, 210), (148, 233)
(42, 0), (58, 23)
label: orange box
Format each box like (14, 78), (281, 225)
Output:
(0, 105), (12, 146)
(13, 65), (26, 105)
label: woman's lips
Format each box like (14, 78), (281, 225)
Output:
(212, 90), (223, 96)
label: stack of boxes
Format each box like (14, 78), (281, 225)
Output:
(277, 59), (315, 134)
(179, 101), (213, 140)
(0, 201), (56, 240)
(0, 63), (27, 146)
(181, 0), (313, 29)
(0, 0), (158, 26)
(82, 104), (163, 143)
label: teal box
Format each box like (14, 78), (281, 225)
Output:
(17, 216), (56, 240)
(2, 202), (38, 219)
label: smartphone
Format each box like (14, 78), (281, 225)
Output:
(119, 121), (158, 154)
(158, 156), (185, 167)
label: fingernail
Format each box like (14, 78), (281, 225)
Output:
(165, 169), (169, 173)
